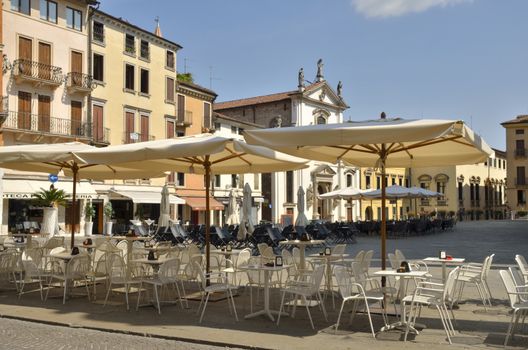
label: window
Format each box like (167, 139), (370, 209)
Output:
(93, 53), (103, 82)
(176, 173), (185, 187)
(517, 166), (526, 185)
(125, 64), (134, 90)
(346, 174), (352, 187)
(238, 128), (244, 135)
(365, 175), (371, 189)
(316, 116), (326, 124)
(214, 122), (221, 130)
(140, 40), (149, 60)
(376, 176), (381, 189)
(286, 171), (294, 203)
(166, 77), (175, 102)
(93, 21), (104, 43)
(391, 177), (396, 185)
(140, 113), (149, 142)
(166, 50), (175, 69)
(516, 140), (525, 157)
(40, 0), (57, 23)
(215, 175), (221, 188)
(203, 102), (211, 129)
(231, 174), (238, 188)
(516, 129), (525, 135)
(66, 7), (82, 31)
(517, 190), (526, 205)
(437, 181), (446, 195)
(231, 126), (237, 134)
(140, 69), (149, 94)
(125, 34), (135, 55)
(399, 177), (403, 186)
(11, 0), (30, 15)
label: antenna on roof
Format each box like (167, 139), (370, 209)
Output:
(209, 66), (221, 89)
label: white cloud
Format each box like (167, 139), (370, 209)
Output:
(352, 0), (473, 19)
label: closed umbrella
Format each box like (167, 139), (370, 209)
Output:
(226, 188), (240, 226)
(0, 142), (165, 248)
(239, 183), (255, 239)
(295, 186), (309, 227)
(75, 134), (309, 273)
(244, 117), (492, 273)
(158, 184), (171, 227)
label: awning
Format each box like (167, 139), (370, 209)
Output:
(2, 179), (97, 199)
(181, 196), (224, 211)
(110, 190), (185, 205)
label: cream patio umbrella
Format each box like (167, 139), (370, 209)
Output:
(244, 117), (492, 273)
(319, 187), (370, 200)
(158, 184), (171, 227)
(75, 134), (309, 273)
(295, 186), (310, 227)
(0, 142), (167, 248)
(225, 188), (240, 226)
(239, 183), (255, 240)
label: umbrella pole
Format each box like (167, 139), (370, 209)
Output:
(71, 163), (79, 250)
(204, 157), (211, 280)
(380, 150), (387, 283)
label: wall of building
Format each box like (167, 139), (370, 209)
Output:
(503, 119), (528, 212)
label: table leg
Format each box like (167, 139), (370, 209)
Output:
(299, 246), (306, 271)
(442, 263), (447, 284)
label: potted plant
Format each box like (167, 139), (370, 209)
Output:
(103, 202), (114, 235)
(84, 202), (96, 236)
(32, 187), (69, 235)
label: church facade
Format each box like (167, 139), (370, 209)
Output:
(215, 61), (361, 224)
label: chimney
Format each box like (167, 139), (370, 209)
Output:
(154, 16), (162, 37)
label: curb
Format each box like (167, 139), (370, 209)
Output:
(0, 314), (271, 350)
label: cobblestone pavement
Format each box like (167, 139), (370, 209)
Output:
(0, 317), (241, 350)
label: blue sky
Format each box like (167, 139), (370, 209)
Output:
(99, 0), (528, 150)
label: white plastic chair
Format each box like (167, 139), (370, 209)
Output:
(515, 254), (528, 284)
(276, 264), (327, 329)
(136, 258), (184, 314)
(499, 269), (528, 346)
(195, 261), (238, 323)
(334, 265), (387, 337)
(223, 248), (251, 286)
(402, 267), (460, 344)
(455, 254), (494, 309)
(103, 253), (141, 310)
(45, 254), (91, 304)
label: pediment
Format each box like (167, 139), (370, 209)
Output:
(311, 164), (336, 176)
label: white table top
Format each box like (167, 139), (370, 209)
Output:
(131, 258), (167, 265)
(279, 240), (324, 246)
(309, 253), (349, 260)
(423, 257), (465, 263)
(48, 252), (81, 260)
(211, 249), (243, 255)
(374, 269), (429, 278)
(240, 264), (290, 272)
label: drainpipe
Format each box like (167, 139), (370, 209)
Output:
(87, 3), (100, 143)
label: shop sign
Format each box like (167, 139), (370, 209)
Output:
(3, 193), (32, 199)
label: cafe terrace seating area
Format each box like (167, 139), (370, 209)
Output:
(0, 227), (527, 349)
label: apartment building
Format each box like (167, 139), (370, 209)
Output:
(502, 114), (528, 213)
(1, 0), (97, 234)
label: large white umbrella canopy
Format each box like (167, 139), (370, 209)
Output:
(239, 183), (255, 239)
(245, 118), (493, 272)
(158, 184), (171, 227)
(0, 142), (166, 248)
(226, 188), (240, 226)
(295, 186), (310, 227)
(75, 134), (309, 273)
(319, 187), (371, 200)
(361, 185), (441, 199)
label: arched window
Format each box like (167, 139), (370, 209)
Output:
(418, 174), (432, 190)
(316, 116), (327, 125)
(346, 174), (353, 187)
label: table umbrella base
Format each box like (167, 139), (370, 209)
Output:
(244, 309), (288, 322)
(185, 290), (239, 302)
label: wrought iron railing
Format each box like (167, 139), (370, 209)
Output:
(13, 59), (63, 85)
(515, 148), (526, 158)
(66, 72), (94, 90)
(123, 132), (155, 144)
(2, 111), (90, 137)
(89, 124), (110, 144)
(515, 177), (528, 186)
(177, 110), (193, 125)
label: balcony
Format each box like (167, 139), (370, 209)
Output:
(515, 177), (528, 188)
(90, 125), (111, 145)
(1, 111), (91, 139)
(177, 110), (193, 126)
(123, 132), (155, 144)
(515, 148), (527, 158)
(13, 59), (63, 88)
(437, 199), (448, 206)
(66, 72), (94, 94)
